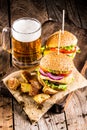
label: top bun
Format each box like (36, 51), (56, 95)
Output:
(40, 52), (74, 73)
(46, 30), (78, 48)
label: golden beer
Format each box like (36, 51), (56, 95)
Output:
(11, 17), (42, 68)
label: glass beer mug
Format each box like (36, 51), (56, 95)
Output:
(2, 17), (42, 69)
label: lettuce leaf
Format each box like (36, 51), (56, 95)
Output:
(44, 80), (67, 90)
(60, 45), (75, 51)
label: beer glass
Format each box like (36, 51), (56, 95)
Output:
(2, 17), (42, 69)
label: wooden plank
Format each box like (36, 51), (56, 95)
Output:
(0, 0), (9, 31)
(65, 0), (87, 29)
(81, 61), (87, 78)
(0, 0), (11, 77)
(10, 0), (48, 24)
(13, 100), (66, 130)
(0, 0), (13, 130)
(65, 0), (81, 28)
(45, 0), (87, 29)
(38, 112), (66, 130)
(75, 0), (87, 29)
(64, 61), (87, 130)
(45, 0), (65, 23)
(73, 28), (87, 71)
(0, 95), (13, 130)
(45, 0), (82, 28)
(64, 89), (87, 130)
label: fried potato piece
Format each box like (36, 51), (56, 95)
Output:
(21, 71), (41, 87)
(20, 70), (42, 96)
(21, 83), (31, 93)
(42, 86), (58, 95)
(21, 71), (31, 82)
(33, 93), (50, 104)
(29, 85), (40, 96)
(7, 77), (20, 90)
(21, 82), (39, 96)
(30, 80), (41, 90)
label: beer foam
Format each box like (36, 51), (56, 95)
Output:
(12, 18), (41, 42)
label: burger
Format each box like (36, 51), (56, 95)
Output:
(38, 52), (74, 94)
(43, 30), (80, 58)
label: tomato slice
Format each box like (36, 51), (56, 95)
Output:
(59, 48), (76, 54)
(60, 71), (72, 77)
(40, 66), (48, 72)
(50, 48), (57, 51)
(49, 47), (76, 54)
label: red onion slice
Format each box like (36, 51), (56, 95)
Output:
(47, 73), (64, 80)
(39, 68), (47, 77)
(39, 68), (64, 80)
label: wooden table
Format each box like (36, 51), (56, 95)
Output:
(0, 0), (87, 130)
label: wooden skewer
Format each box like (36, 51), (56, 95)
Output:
(62, 10), (65, 34)
(58, 30), (61, 55)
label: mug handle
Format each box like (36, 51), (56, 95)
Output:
(1, 27), (12, 54)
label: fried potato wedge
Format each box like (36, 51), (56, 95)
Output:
(21, 83), (39, 96)
(21, 71), (41, 88)
(21, 83), (31, 93)
(33, 93), (50, 104)
(21, 71), (31, 83)
(42, 86), (58, 95)
(7, 77), (20, 90)
(30, 79), (41, 90)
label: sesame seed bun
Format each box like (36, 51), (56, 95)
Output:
(46, 30), (78, 48)
(40, 52), (74, 73)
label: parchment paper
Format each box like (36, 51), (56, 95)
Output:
(3, 67), (87, 123)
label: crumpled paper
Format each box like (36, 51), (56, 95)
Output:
(3, 67), (87, 123)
